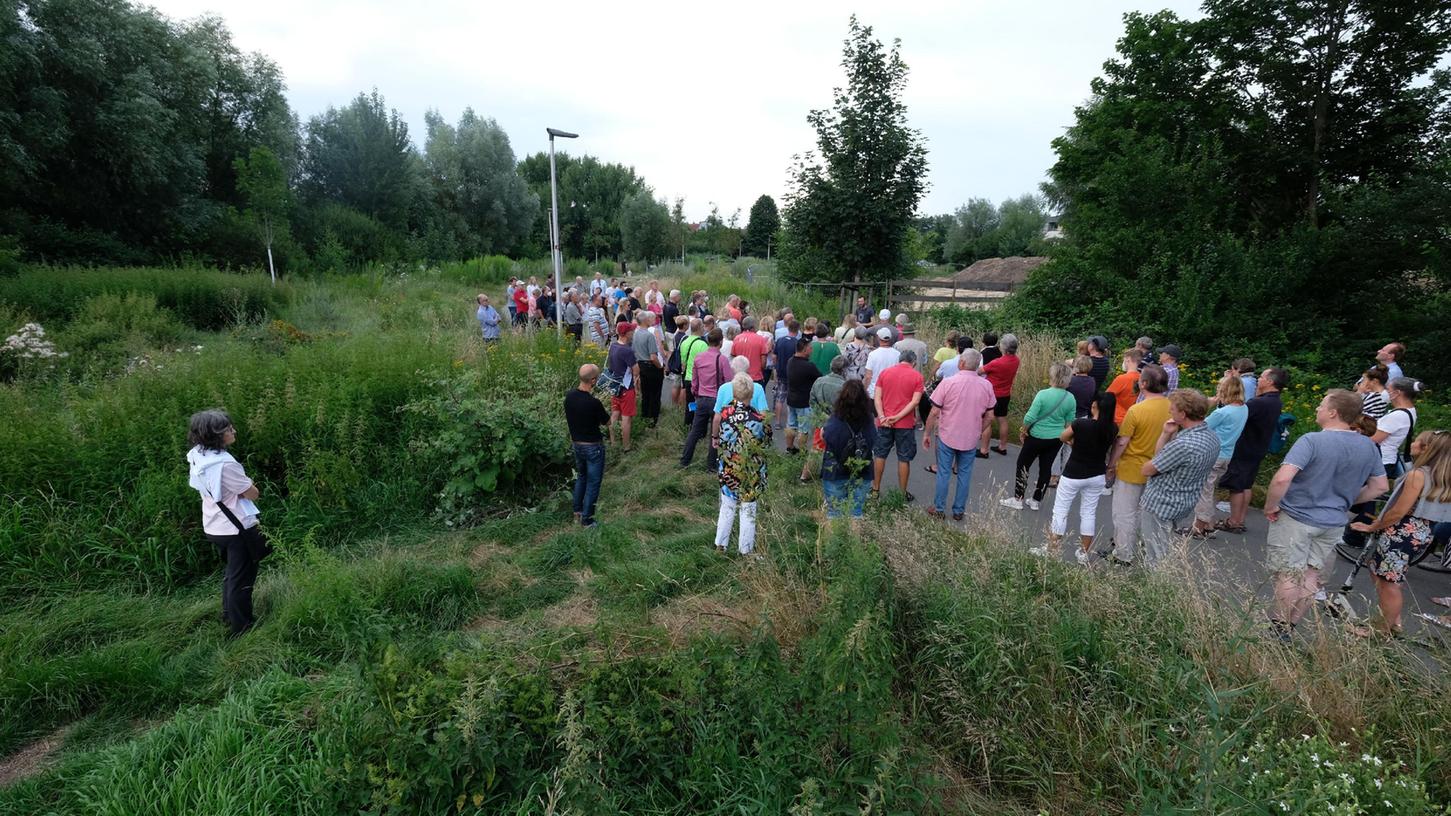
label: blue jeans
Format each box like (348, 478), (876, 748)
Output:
(823, 478), (870, 518)
(572, 443), (605, 525)
(933, 440), (978, 515)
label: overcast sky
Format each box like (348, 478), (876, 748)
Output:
(147, 0), (1203, 221)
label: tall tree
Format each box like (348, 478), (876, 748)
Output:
(742, 194), (779, 257)
(233, 146), (289, 283)
(779, 17), (928, 286)
(1015, 2), (1451, 374)
(421, 108), (537, 256)
(300, 90), (418, 229)
(518, 152), (645, 260)
(619, 192), (671, 261)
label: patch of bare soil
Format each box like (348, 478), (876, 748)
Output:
(0, 724), (73, 787)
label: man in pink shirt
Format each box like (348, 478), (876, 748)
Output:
(871, 349), (925, 501)
(923, 348), (996, 520)
(731, 316), (770, 384)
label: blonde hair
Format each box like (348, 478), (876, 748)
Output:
(1076, 340), (1090, 357)
(1215, 373), (1245, 405)
(1073, 355), (1093, 375)
(1048, 362), (1072, 389)
(732, 373), (753, 403)
(1414, 431), (1451, 503)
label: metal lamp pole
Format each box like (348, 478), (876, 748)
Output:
(546, 127), (578, 338)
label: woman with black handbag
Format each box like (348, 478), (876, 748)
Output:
(186, 409), (269, 636)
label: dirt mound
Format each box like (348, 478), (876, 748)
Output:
(953, 256), (1047, 285)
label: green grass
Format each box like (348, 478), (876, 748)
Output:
(2, 261), (1448, 814)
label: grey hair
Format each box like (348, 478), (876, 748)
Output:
(854, 326), (871, 340)
(188, 409), (234, 451)
(725, 324), (740, 339)
(1389, 377), (1425, 400)
(958, 348), (982, 372)
(731, 354), (750, 374)
(899, 349), (917, 365)
(742, 316), (757, 331)
(1048, 362), (1073, 389)
(1000, 333), (1020, 354)
(669, 289), (680, 298)
(830, 354), (848, 374)
(1136, 336), (1153, 349)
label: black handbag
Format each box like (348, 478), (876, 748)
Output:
(214, 499), (272, 561)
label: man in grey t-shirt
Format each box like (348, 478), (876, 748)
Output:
(1261, 389), (1386, 639)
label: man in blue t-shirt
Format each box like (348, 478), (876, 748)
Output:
(1261, 389), (1386, 640)
(772, 319), (801, 429)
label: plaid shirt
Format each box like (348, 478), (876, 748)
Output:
(1141, 423), (1219, 521)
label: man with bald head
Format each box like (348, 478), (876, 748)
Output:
(565, 364), (611, 527)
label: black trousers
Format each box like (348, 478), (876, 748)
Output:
(680, 402), (719, 470)
(207, 531), (262, 635)
(683, 382), (695, 428)
(1014, 436), (1063, 501)
(639, 362), (663, 421)
(567, 323), (582, 345)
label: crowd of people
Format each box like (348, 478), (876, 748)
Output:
(553, 283), (1450, 641)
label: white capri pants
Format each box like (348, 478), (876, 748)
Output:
(1051, 474), (1106, 538)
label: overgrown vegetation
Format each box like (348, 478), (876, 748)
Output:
(2, 261), (1448, 814)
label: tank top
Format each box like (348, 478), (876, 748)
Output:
(1407, 466), (1451, 523)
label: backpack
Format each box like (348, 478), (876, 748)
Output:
(666, 332), (685, 375)
(841, 424), (872, 476)
(1267, 413), (1296, 454)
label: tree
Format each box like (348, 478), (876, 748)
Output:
(742, 195), (779, 257)
(421, 108), (537, 256)
(300, 90), (419, 230)
(943, 198), (999, 265)
(518, 152), (646, 260)
(619, 192), (671, 261)
(233, 146), (289, 283)
(779, 17), (928, 287)
(1012, 2), (1451, 374)
(670, 197), (687, 262)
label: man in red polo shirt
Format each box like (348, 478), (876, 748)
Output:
(731, 316), (770, 384)
(871, 349), (925, 501)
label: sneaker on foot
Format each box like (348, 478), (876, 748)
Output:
(999, 497), (1025, 510)
(1075, 548), (1091, 566)
(1313, 588), (1327, 602)
(1026, 498), (1041, 511)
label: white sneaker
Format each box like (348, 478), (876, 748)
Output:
(1313, 588), (1327, 602)
(1026, 498), (1041, 511)
(999, 497), (1025, 510)
(1075, 548), (1091, 566)
(1028, 545), (1049, 557)
(1102, 486), (1113, 496)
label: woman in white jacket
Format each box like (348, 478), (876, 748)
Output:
(186, 409), (266, 636)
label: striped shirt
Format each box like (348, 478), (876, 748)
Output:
(1361, 390), (1389, 419)
(1141, 423), (1220, 521)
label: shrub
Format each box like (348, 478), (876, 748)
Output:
(0, 266), (284, 329)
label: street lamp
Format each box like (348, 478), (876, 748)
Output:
(547, 127), (578, 337)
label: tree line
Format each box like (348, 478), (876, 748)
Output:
(0, 0), (782, 272)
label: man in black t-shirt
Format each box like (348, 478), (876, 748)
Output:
(565, 364), (611, 527)
(1218, 367), (1287, 532)
(785, 336), (822, 454)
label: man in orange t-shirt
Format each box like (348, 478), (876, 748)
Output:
(1106, 348), (1144, 423)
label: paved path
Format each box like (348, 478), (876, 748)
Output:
(763, 413), (1451, 643)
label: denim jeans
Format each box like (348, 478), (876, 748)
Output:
(932, 440), (978, 515)
(572, 443), (605, 525)
(823, 478), (870, 518)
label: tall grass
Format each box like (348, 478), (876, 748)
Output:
(0, 266), (284, 330)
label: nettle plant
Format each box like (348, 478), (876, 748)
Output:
(1215, 731), (1444, 815)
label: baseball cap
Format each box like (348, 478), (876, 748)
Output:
(878, 308), (891, 320)
(1161, 343), (1182, 360)
(616, 321), (634, 335)
(877, 327), (892, 340)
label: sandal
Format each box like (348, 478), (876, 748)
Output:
(923, 464), (939, 474)
(1213, 519), (1247, 534)
(1431, 597), (1451, 609)
(1414, 613), (1451, 630)
(993, 446), (1010, 456)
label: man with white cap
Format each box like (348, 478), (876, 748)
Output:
(863, 327), (901, 403)
(875, 309), (900, 343)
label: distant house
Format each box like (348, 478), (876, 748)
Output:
(1043, 215), (1065, 241)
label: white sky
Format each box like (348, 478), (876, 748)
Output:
(146, 0), (1203, 220)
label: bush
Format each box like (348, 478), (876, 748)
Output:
(0, 266), (284, 330)
(437, 255), (516, 287)
(59, 292), (188, 362)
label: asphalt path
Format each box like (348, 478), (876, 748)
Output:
(758, 408), (1451, 644)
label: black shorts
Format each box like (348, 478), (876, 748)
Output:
(1219, 455), (1264, 491)
(993, 396), (1011, 417)
(872, 426), (918, 461)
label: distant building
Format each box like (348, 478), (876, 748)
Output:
(1043, 215), (1065, 241)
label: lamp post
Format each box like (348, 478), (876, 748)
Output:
(546, 127), (578, 337)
